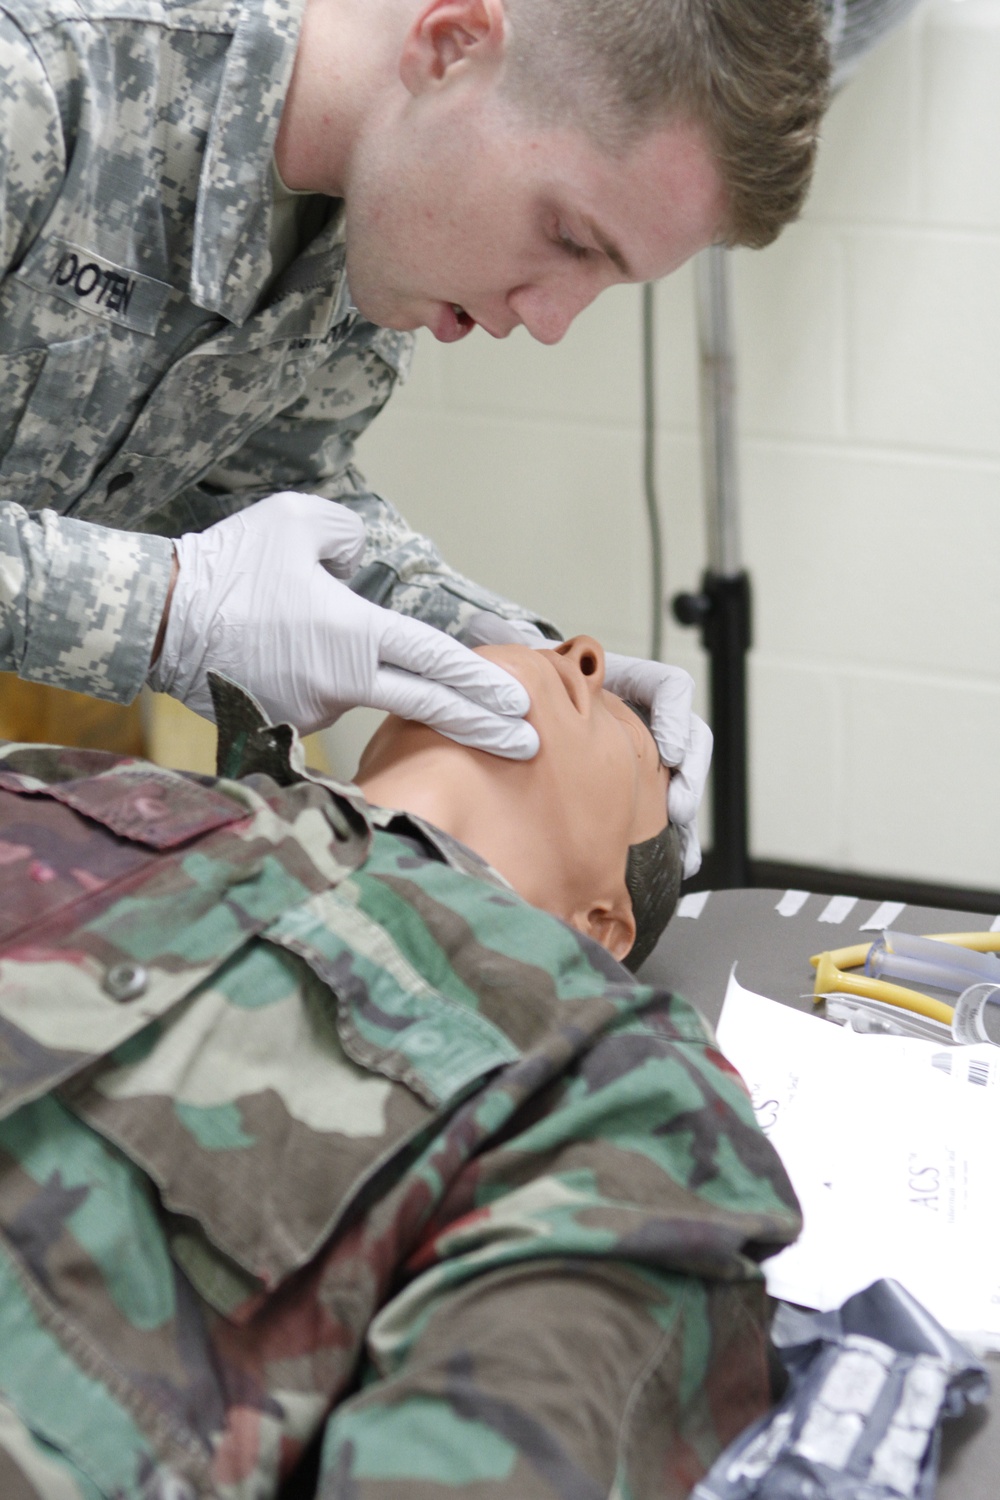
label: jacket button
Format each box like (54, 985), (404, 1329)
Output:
(106, 471), (135, 497)
(103, 962), (148, 1002)
(407, 1028), (442, 1056)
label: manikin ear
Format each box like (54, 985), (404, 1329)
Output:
(399, 0), (507, 93)
(569, 900), (637, 964)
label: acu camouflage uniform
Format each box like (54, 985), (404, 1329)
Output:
(0, 676), (802, 1500)
(0, 0), (549, 707)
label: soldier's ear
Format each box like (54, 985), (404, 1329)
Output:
(399, 0), (507, 94)
(569, 900), (636, 963)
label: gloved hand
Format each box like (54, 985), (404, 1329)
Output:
(149, 493), (538, 757)
(461, 612), (711, 877)
(602, 652), (711, 879)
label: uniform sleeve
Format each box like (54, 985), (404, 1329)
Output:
(309, 463), (560, 642)
(0, 24), (172, 701)
(319, 1264), (773, 1500)
(316, 1006), (801, 1500)
(0, 503), (175, 701)
(166, 326), (560, 642)
(0, 13), (65, 276)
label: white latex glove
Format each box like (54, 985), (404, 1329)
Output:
(601, 653), (711, 879)
(461, 612), (711, 877)
(149, 493), (538, 757)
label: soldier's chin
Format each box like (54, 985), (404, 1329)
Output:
(341, 267), (419, 334)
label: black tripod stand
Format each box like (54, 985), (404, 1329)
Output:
(671, 246), (752, 889)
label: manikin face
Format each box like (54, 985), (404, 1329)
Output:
(277, 0), (725, 346)
(356, 638), (670, 959)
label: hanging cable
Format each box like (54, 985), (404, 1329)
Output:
(642, 281), (664, 662)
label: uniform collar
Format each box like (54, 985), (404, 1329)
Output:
(257, 203), (356, 334)
(190, 0), (312, 325)
(209, 672), (372, 847)
(366, 805), (517, 892)
(209, 673), (514, 891)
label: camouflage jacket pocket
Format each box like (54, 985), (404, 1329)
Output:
(61, 934), (460, 1314)
(0, 757), (358, 1123)
(50, 885), (525, 1314)
(0, 348), (46, 462)
(0, 330), (109, 499)
(0, 757), (246, 949)
(266, 889), (523, 1110)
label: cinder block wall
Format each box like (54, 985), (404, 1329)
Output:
(353, 0), (1000, 892)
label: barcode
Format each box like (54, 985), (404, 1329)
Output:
(930, 1051), (993, 1087)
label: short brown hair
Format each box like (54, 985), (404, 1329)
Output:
(620, 700), (682, 971)
(625, 820), (682, 971)
(502, 0), (831, 249)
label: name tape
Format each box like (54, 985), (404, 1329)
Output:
(18, 239), (172, 336)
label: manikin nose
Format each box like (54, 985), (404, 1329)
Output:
(555, 636), (605, 690)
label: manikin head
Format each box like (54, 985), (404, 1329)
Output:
(275, 0), (830, 345)
(356, 637), (682, 969)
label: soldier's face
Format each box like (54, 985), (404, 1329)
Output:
(356, 638), (670, 958)
(338, 75), (724, 346)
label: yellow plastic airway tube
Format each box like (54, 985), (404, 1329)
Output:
(812, 952), (954, 1027)
(810, 931), (1000, 973)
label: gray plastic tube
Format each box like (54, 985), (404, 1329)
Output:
(865, 931), (1000, 994)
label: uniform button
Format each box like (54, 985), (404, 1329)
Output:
(325, 806), (352, 841)
(106, 471), (135, 497)
(103, 962), (148, 1002)
(407, 1029), (442, 1056)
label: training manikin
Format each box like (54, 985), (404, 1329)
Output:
(0, 638), (796, 1500)
(357, 636), (671, 960)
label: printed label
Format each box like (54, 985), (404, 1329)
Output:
(17, 238), (172, 336)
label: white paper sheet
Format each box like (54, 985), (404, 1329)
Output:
(717, 972), (1000, 1349)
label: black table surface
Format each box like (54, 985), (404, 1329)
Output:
(640, 887), (1000, 1498)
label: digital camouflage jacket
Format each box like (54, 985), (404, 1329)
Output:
(0, 0), (549, 706)
(0, 679), (802, 1500)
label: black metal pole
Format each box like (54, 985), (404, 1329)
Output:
(673, 571), (752, 888)
(669, 246), (752, 889)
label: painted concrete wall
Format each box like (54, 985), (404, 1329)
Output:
(348, 0), (1000, 891)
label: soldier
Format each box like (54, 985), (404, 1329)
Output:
(0, 638), (801, 1500)
(0, 0), (831, 876)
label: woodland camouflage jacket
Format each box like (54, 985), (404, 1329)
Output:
(0, 0), (550, 707)
(0, 680), (801, 1500)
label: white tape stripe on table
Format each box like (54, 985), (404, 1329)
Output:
(775, 890), (810, 917)
(818, 895), (858, 925)
(860, 900), (906, 932)
(676, 891), (711, 920)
